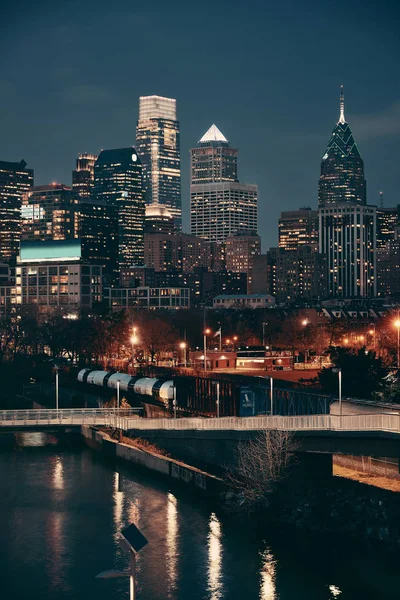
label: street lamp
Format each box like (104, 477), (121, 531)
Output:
(96, 522), (148, 600)
(270, 376), (274, 416)
(262, 322), (268, 347)
(332, 368), (342, 416)
(116, 380), (120, 409)
(54, 365), (59, 411)
(204, 328), (210, 371)
(394, 316), (400, 368)
(179, 342), (187, 367)
(130, 327), (138, 371)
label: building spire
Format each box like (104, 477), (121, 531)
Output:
(339, 84), (345, 124)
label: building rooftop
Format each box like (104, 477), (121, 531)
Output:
(145, 203), (173, 218)
(199, 124), (228, 144)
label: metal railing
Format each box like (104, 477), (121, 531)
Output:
(0, 408), (141, 427)
(115, 413), (400, 434)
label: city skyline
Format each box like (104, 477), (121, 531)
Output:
(1, 0), (399, 250)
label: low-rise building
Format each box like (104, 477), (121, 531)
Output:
(15, 239), (102, 311)
(213, 293), (275, 309)
(103, 286), (190, 311)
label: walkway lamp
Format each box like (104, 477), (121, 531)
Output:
(117, 380), (120, 409)
(179, 342), (187, 367)
(204, 328), (210, 371)
(270, 376), (274, 416)
(54, 365), (60, 411)
(332, 368), (342, 416)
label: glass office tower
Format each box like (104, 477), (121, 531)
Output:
(94, 148), (145, 269)
(136, 96), (181, 229)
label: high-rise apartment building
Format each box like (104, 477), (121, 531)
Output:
(318, 87), (366, 207)
(319, 204), (376, 297)
(225, 231), (261, 273)
(21, 184), (79, 242)
(318, 88), (376, 298)
(72, 153), (98, 198)
(190, 125), (257, 242)
(278, 208), (319, 251)
(0, 159), (33, 262)
(136, 96), (181, 228)
(94, 148), (145, 269)
(144, 204), (176, 235)
(276, 246), (327, 302)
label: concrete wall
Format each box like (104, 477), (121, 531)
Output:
(81, 426), (222, 495)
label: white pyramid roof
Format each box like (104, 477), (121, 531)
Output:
(198, 124), (228, 143)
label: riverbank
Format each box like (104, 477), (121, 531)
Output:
(81, 425), (223, 496)
(81, 425), (400, 548)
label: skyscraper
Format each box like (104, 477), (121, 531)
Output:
(318, 87), (366, 207)
(318, 88), (376, 297)
(278, 208), (319, 251)
(136, 96), (181, 228)
(21, 184), (79, 241)
(190, 125), (258, 242)
(0, 159), (33, 262)
(94, 148), (145, 269)
(72, 153), (98, 198)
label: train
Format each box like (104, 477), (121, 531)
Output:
(77, 369), (174, 410)
(77, 368), (333, 417)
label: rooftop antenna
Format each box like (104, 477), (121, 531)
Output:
(339, 85), (345, 124)
(380, 191), (384, 208)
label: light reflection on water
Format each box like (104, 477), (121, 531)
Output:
(1, 439), (400, 600)
(259, 548), (276, 600)
(207, 512), (223, 599)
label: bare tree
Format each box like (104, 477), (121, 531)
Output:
(226, 430), (298, 511)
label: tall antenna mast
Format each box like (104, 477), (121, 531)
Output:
(380, 191), (384, 208)
(339, 85), (345, 124)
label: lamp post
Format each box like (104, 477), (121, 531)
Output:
(117, 380), (120, 409)
(179, 342), (187, 367)
(204, 328), (210, 371)
(333, 368), (342, 416)
(216, 382), (220, 418)
(262, 322), (267, 347)
(394, 315), (400, 369)
(96, 522), (148, 600)
(130, 327), (138, 373)
(270, 376), (274, 416)
(55, 365), (59, 411)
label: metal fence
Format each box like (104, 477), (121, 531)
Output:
(115, 413), (400, 434)
(0, 408), (141, 427)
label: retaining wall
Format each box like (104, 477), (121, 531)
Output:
(81, 426), (222, 495)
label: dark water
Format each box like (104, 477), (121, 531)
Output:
(1, 433), (399, 600)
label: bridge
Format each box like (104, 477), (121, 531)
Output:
(0, 408), (142, 431)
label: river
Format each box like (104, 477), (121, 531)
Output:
(1, 433), (399, 599)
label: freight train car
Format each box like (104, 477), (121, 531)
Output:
(77, 369), (174, 411)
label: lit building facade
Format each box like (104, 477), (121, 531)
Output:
(376, 206), (399, 248)
(94, 148), (145, 269)
(190, 125), (257, 242)
(144, 204), (176, 234)
(278, 208), (319, 251)
(225, 231), (261, 273)
(319, 204), (376, 297)
(0, 159), (33, 262)
(318, 87), (366, 207)
(103, 286), (190, 311)
(275, 246), (327, 302)
(72, 153), (98, 198)
(318, 88), (375, 298)
(144, 232), (224, 273)
(21, 184), (79, 242)
(16, 240), (102, 310)
(136, 96), (181, 228)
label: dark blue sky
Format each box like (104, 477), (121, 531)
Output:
(1, 0), (399, 249)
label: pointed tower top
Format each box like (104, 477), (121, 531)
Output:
(199, 124), (228, 144)
(338, 85), (346, 124)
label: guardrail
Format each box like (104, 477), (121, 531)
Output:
(0, 408), (142, 427)
(115, 413), (400, 434)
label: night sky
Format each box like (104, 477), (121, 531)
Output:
(1, 0), (399, 249)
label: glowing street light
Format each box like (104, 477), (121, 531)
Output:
(179, 341), (187, 367)
(301, 319), (308, 326)
(204, 328), (211, 371)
